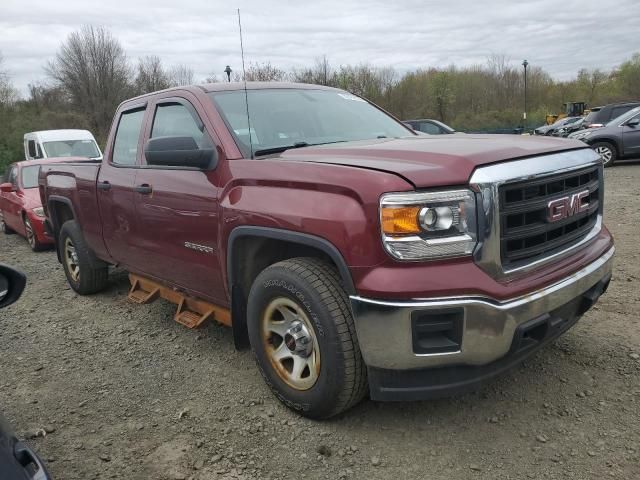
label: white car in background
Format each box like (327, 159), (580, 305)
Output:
(23, 129), (103, 161)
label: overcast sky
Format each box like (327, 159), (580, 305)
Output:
(1, 0), (637, 94)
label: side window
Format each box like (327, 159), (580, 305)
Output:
(27, 140), (37, 159)
(35, 143), (44, 159)
(419, 122), (442, 135)
(112, 108), (145, 165)
(151, 103), (207, 148)
(8, 167), (18, 187)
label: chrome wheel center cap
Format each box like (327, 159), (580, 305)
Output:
(283, 321), (313, 357)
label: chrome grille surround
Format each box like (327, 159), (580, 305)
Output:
(469, 149), (603, 279)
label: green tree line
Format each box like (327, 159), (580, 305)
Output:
(1, 25), (640, 175)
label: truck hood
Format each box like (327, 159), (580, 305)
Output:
(281, 135), (588, 187)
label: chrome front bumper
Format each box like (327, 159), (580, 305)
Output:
(349, 246), (614, 371)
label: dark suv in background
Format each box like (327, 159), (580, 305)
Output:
(583, 102), (640, 129)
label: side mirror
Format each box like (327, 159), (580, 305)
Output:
(144, 136), (217, 170)
(626, 118), (640, 128)
(0, 183), (15, 193)
(0, 264), (26, 309)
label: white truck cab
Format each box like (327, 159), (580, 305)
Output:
(24, 130), (103, 161)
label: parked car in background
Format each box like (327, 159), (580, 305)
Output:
(582, 102), (640, 129)
(24, 129), (103, 162)
(553, 117), (586, 137)
(1, 158), (82, 251)
(403, 119), (455, 134)
(0, 264), (51, 480)
(569, 106), (640, 166)
(534, 116), (582, 136)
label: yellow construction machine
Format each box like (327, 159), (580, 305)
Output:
(545, 102), (588, 125)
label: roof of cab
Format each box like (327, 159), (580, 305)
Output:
(24, 130), (97, 142)
(201, 81), (341, 93)
(119, 82), (343, 107)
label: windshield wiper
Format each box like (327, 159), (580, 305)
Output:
(253, 142), (309, 157)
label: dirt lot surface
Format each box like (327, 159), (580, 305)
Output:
(1, 163), (639, 480)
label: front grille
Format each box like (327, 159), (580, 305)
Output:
(499, 166), (600, 268)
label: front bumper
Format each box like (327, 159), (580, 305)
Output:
(28, 213), (53, 244)
(349, 246), (614, 401)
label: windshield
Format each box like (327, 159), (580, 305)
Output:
(607, 106), (640, 126)
(42, 139), (100, 158)
(209, 89), (412, 157)
(21, 165), (40, 189)
(583, 109), (601, 123)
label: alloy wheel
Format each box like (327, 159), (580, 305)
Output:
(25, 219), (35, 247)
(64, 237), (81, 282)
(594, 145), (613, 165)
(261, 297), (321, 390)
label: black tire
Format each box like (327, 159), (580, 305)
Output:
(1, 212), (15, 234)
(591, 142), (617, 167)
(247, 257), (368, 419)
(24, 217), (47, 252)
(58, 220), (108, 294)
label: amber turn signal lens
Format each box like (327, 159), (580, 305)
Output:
(381, 206), (421, 234)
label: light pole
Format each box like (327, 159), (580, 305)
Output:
(522, 59), (529, 132)
(224, 65), (232, 82)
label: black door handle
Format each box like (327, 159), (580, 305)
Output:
(134, 184), (152, 194)
(97, 181), (111, 191)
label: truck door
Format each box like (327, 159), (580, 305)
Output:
(132, 95), (226, 304)
(622, 112), (640, 156)
(96, 105), (146, 267)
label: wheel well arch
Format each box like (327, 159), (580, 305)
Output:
(227, 226), (356, 349)
(46, 197), (76, 260)
(590, 137), (620, 153)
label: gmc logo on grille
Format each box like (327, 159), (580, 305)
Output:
(547, 190), (590, 222)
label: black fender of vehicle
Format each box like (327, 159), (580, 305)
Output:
(47, 195), (78, 263)
(226, 226), (356, 349)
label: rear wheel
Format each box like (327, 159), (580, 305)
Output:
(592, 142), (617, 167)
(24, 217), (46, 251)
(1, 212), (15, 234)
(247, 257), (368, 419)
(59, 220), (108, 294)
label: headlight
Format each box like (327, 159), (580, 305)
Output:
(571, 130), (592, 140)
(32, 207), (45, 217)
(380, 189), (478, 260)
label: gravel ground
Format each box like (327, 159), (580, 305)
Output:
(1, 163), (639, 480)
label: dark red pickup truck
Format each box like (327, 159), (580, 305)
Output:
(39, 82), (614, 418)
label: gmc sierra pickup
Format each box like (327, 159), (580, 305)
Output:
(39, 82), (614, 418)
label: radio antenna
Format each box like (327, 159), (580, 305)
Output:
(237, 9), (254, 158)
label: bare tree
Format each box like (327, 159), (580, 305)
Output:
(168, 64), (195, 86)
(135, 55), (171, 94)
(243, 62), (286, 82)
(46, 25), (132, 139)
(0, 52), (19, 106)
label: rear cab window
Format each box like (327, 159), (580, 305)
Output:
(112, 108), (146, 165)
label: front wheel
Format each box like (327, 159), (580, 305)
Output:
(592, 142), (617, 167)
(1, 212), (15, 235)
(24, 217), (46, 252)
(59, 220), (108, 294)
(247, 258), (368, 419)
